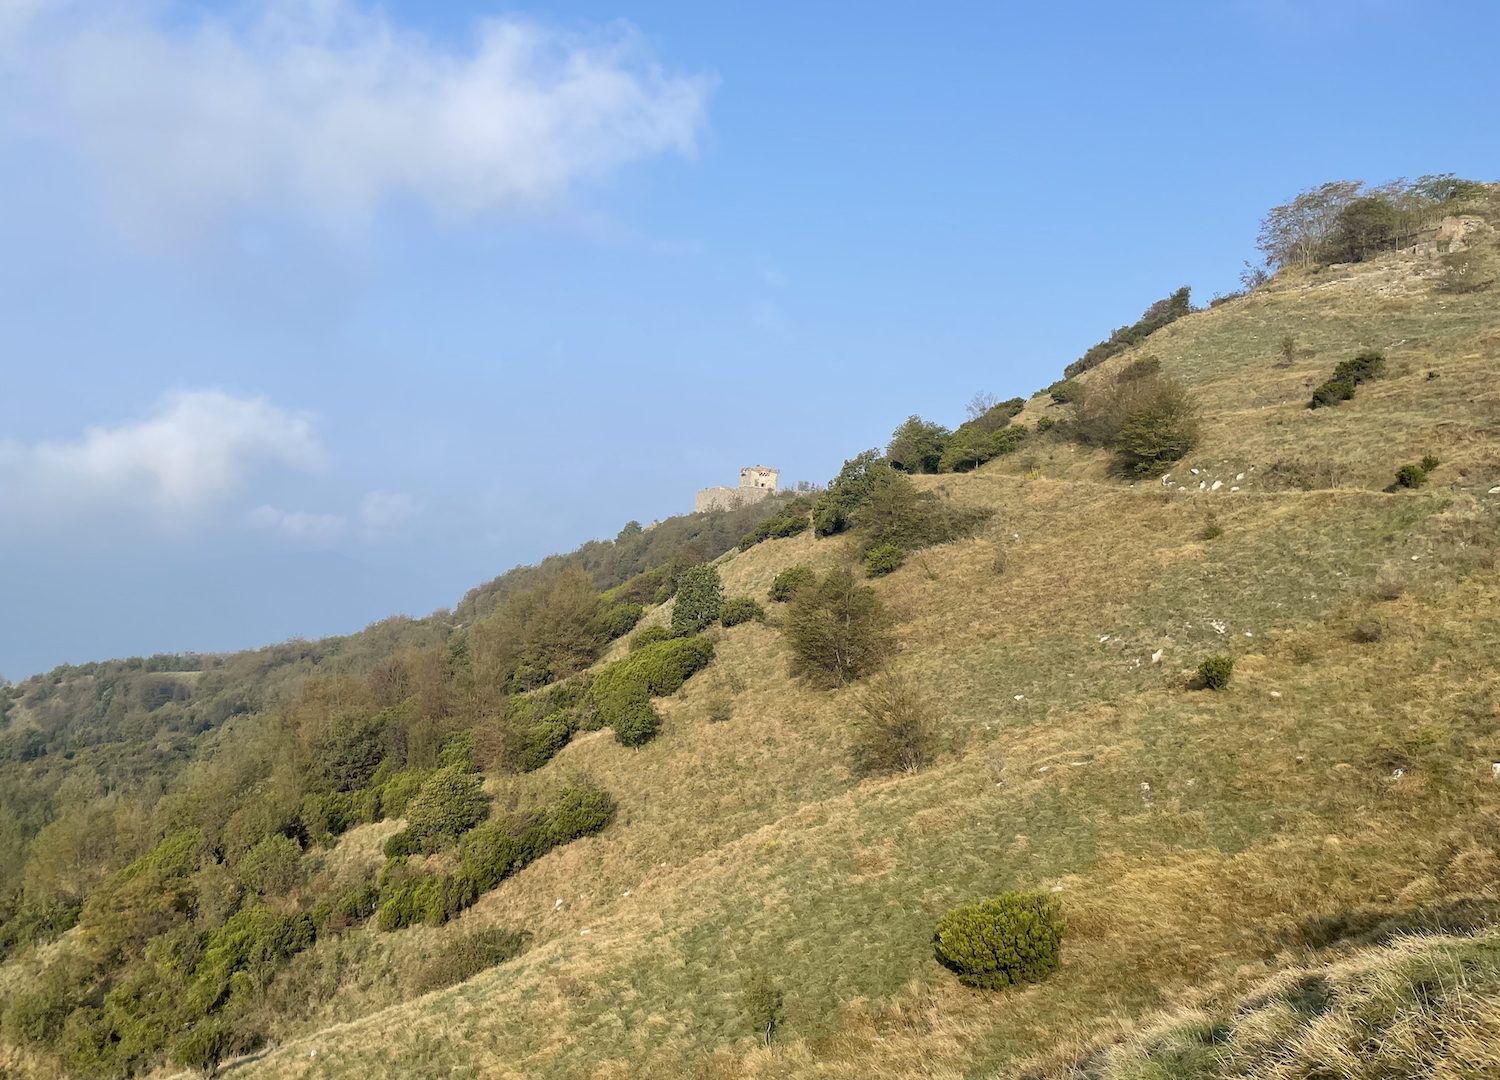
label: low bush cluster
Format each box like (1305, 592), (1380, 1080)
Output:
(381, 786), (616, 931)
(1064, 287), (1192, 378)
(851, 673), (936, 775)
(933, 893), (1066, 990)
(1309, 349), (1386, 409)
(589, 636), (715, 744)
(416, 927), (530, 993)
(812, 451), (891, 536)
(769, 565), (815, 602)
(1392, 456), (1440, 490)
(719, 596), (765, 627)
(1065, 362), (1201, 476)
(1198, 655), (1234, 690)
(863, 542), (906, 577)
(738, 497), (813, 550)
(629, 624), (673, 651)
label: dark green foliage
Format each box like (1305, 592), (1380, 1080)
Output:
(671, 565), (724, 636)
(310, 710), (386, 792)
(1198, 655), (1234, 690)
(591, 636), (716, 730)
(417, 928), (531, 993)
(812, 450), (892, 536)
(1395, 463), (1429, 489)
(719, 597), (765, 627)
(1321, 196), (1400, 263)
(1420, 455), (1440, 473)
(519, 714), (574, 772)
(237, 834), (302, 896)
(1035, 415), (1055, 433)
(383, 828), (422, 858)
(1049, 379), (1082, 405)
(0, 953), (95, 1044)
(595, 602), (644, 641)
(547, 787), (617, 843)
(886, 415), (952, 474)
(377, 874), (446, 930)
(739, 498), (813, 550)
(769, 565), (816, 602)
(171, 1019), (230, 1077)
(1310, 350), (1385, 408)
(403, 766), (487, 843)
(1120, 355), (1162, 380)
(0, 893), (80, 962)
(932, 893), (1066, 990)
(377, 768), (431, 820)
(937, 423), (1028, 473)
(783, 568), (894, 688)
(864, 543), (906, 577)
(1310, 379), (1356, 408)
(629, 625), (673, 651)
(612, 700), (662, 747)
(1113, 379), (1201, 476)
(741, 971), (784, 1044)
(1064, 287), (1192, 378)
(999, 396), (1026, 417)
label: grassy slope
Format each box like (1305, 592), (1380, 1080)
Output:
(230, 242), (1500, 1079)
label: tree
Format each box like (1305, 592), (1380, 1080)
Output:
(1255, 180), (1363, 271)
(404, 766), (487, 842)
(783, 568), (894, 688)
(1113, 379), (1201, 476)
(671, 565), (723, 636)
(886, 416), (950, 474)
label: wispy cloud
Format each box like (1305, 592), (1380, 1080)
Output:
(248, 504), (346, 544)
(360, 489), (417, 529)
(0, 389), (323, 518)
(0, 0), (715, 242)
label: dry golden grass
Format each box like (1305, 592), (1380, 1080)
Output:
(212, 244), (1500, 1079)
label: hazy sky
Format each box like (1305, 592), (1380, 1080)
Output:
(2, 0), (1496, 679)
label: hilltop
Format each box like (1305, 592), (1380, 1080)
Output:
(2, 178), (1499, 1080)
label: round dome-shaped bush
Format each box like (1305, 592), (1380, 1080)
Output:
(933, 892), (1065, 990)
(613, 700), (661, 747)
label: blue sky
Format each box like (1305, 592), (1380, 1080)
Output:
(1, 0), (1496, 679)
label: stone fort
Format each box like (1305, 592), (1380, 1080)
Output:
(695, 465), (779, 513)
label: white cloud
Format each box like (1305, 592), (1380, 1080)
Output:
(0, 389), (324, 516)
(248, 504), (346, 544)
(1, 0), (714, 239)
(360, 489), (417, 529)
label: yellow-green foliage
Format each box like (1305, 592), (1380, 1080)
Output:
(590, 636), (715, 728)
(933, 893), (1065, 990)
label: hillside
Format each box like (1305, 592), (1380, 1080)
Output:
(2, 180), (1499, 1079)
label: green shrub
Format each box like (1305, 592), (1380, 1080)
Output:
(0, 955), (94, 1044)
(719, 596), (765, 627)
(593, 636), (716, 713)
(1114, 379), (1201, 476)
(548, 787), (617, 843)
(739, 498), (814, 549)
(417, 928), (530, 993)
(596, 602), (644, 640)
(454, 817), (552, 900)
(1420, 455), (1440, 473)
(382, 827), (422, 858)
(1064, 286), (1192, 378)
(937, 424), (1028, 473)
(933, 893), (1065, 990)
(812, 450), (891, 536)
(377, 874), (447, 930)
(1310, 350), (1384, 408)
(437, 729), (478, 771)
(237, 834), (303, 896)
(852, 471), (992, 548)
(1394, 463), (1429, 489)
(310, 710), (386, 792)
(671, 564), (724, 636)
(783, 568), (894, 688)
(769, 565), (816, 602)
(1049, 379), (1082, 404)
(519, 714), (573, 772)
(864, 542), (906, 577)
(613, 700), (662, 747)
(629, 624), (673, 651)
(886, 415), (951, 474)
(1309, 379), (1356, 408)
(404, 766), (487, 843)
(1035, 415), (1055, 433)
(1198, 655), (1234, 690)
(171, 1020), (231, 1077)
(377, 768), (431, 820)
